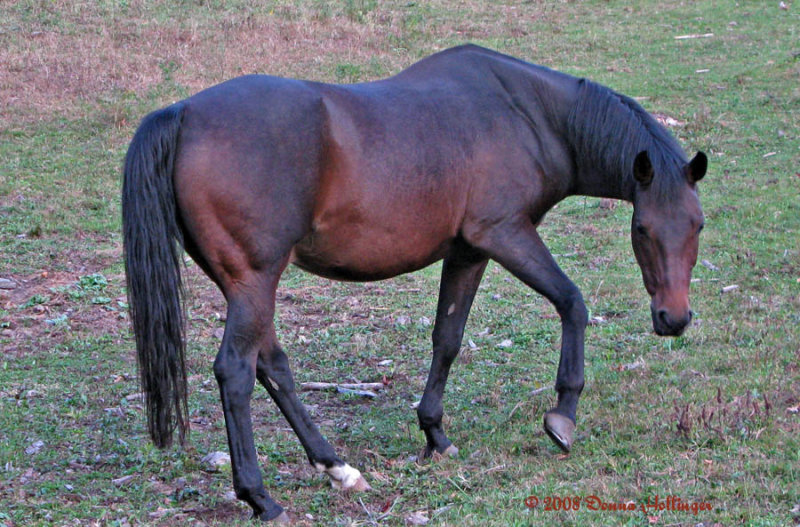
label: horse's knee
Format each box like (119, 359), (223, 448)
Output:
(556, 288), (587, 327)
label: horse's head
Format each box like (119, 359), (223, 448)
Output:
(630, 150), (707, 336)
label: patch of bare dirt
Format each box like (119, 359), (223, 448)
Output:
(1, 238), (121, 341)
(0, 262), (127, 356)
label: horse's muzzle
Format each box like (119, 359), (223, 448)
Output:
(651, 306), (692, 337)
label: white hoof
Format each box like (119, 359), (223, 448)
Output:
(346, 475), (372, 492)
(316, 463), (371, 491)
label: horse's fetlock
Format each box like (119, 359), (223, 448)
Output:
(556, 378), (585, 395)
(233, 476), (265, 502)
(417, 404), (444, 429)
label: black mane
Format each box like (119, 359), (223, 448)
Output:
(567, 79), (688, 200)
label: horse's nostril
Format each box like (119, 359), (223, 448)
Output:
(657, 309), (670, 327)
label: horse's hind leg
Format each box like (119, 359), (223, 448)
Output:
(214, 277), (289, 522)
(472, 220), (587, 453)
(256, 329), (370, 492)
(418, 250), (488, 458)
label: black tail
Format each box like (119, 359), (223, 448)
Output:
(122, 103), (188, 448)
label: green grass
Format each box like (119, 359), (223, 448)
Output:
(1, 1), (798, 526)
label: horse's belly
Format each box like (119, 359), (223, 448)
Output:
(290, 223), (452, 281)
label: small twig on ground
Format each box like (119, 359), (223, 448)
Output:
(674, 33), (714, 39)
(479, 464), (507, 476)
(336, 387), (378, 398)
(531, 386), (551, 396)
(300, 382), (385, 391)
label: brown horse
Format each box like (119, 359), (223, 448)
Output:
(122, 45), (706, 522)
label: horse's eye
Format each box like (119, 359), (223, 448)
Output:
(635, 224), (648, 237)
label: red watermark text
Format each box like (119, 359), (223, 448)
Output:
(523, 494), (713, 515)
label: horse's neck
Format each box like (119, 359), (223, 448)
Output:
(563, 81), (638, 203)
(489, 61), (639, 203)
(571, 165), (636, 202)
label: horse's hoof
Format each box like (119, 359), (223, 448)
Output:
(423, 443), (459, 460)
(256, 510), (292, 524)
(325, 463), (370, 491)
(347, 475), (372, 492)
(543, 411), (575, 453)
(272, 511), (292, 524)
(442, 444), (459, 457)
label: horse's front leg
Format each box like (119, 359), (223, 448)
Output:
(474, 219), (587, 452)
(418, 251), (488, 457)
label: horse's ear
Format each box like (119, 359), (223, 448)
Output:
(633, 150), (654, 186)
(686, 151), (707, 183)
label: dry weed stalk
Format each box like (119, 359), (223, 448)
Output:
(672, 386), (773, 440)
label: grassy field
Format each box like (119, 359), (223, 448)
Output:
(1, 1), (798, 525)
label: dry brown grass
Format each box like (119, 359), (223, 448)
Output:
(1, 0), (550, 127)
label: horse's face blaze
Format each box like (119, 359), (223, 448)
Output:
(631, 151), (707, 337)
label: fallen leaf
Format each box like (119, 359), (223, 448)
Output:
(405, 511), (429, 525)
(25, 440), (44, 455)
(614, 358), (646, 371)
